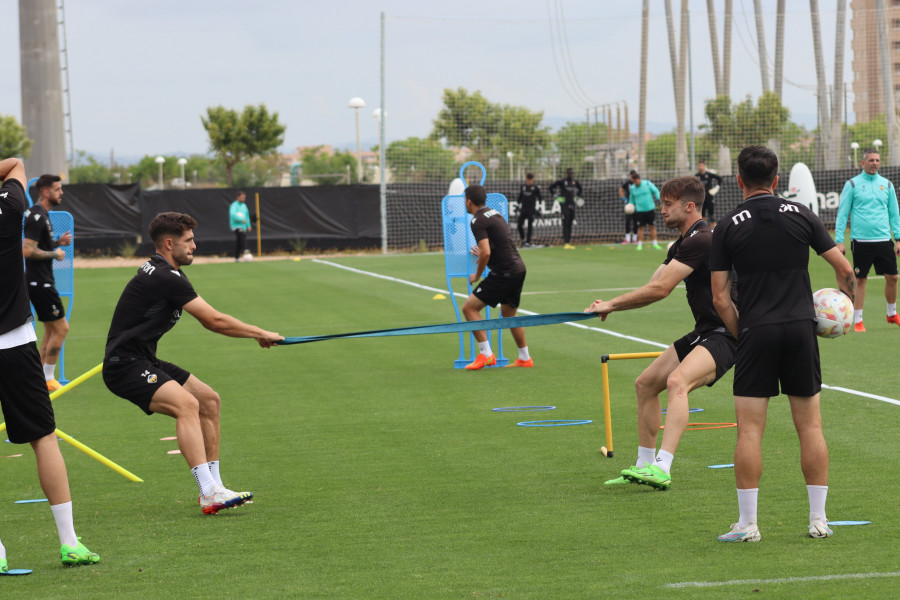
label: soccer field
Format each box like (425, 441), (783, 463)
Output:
(3, 245), (898, 599)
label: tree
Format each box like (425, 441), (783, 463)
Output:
(297, 146), (356, 185)
(553, 121), (610, 179)
(430, 88), (549, 169)
(385, 137), (456, 183)
(68, 151), (114, 183)
(202, 104), (286, 186)
(0, 114), (33, 159)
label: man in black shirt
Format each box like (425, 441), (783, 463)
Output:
(0, 158), (99, 569)
(710, 145), (855, 543)
(549, 168), (583, 247)
(461, 185), (532, 370)
(103, 212), (283, 515)
(586, 176), (735, 490)
(515, 173), (542, 247)
(620, 172), (637, 244)
(695, 161), (723, 227)
(23, 174), (72, 391)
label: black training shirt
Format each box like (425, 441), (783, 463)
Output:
(709, 194), (835, 329)
(663, 220), (724, 333)
(105, 254), (199, 360)
(0, 179), (35, 335)
(517, 184), (542, 214)
(470, 206), (526, 275)
(23, 202), (56, 284)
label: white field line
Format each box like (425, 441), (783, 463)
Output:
(312, 259), (898, 403)
(665, 571), (900, 589)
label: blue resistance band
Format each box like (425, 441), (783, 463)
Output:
(280, 312), (597, 345)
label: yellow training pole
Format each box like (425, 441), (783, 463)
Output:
(0, 362), (143, 482)
(599, 351), (663, 458)
(601, 359), (613, 457)
(606, 351), (664, 361)
(55, 428), (144, 483)
(255, 192), (261, 258)
(49, 363), (102, 401)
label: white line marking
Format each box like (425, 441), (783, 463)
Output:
(312, 259), (897, 401)
(665, 571), (900, 589)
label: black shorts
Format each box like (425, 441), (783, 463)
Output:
(673, 328), (736, 387)
(851, 240), (898, 278)
(634, 210), (656, 227)
(733, 320), (821, 398)
(0, 343), (56, 443)
(473, 271), (526, 309)
(28, 282), (66, 322)
(702, 200), (715, 219)
(103, 356), (191, 415)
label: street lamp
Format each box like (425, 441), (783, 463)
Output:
(155, 156), (165, 190)
(348, 97), (366, 182)
(177, 157), (187, 189)
(873, 139), (883, 154)
(506, 151), (514, 181)
(850, 141), (860, 165)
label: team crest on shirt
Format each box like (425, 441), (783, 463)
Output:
(141, 370), (158, 384)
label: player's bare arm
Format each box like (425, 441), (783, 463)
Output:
(23, 238), (64, 261)
(586, 260), (694, 320)
(183, 296), (283, 347)
(0, 157), (25, 185)
(469, 238), (491, 284)
(820, 246), (856, 303)
(710, 270), (739, 338)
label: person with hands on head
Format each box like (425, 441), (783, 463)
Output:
(0, 158), (99, 570)
(586, 176), (736, 490)
(461, 185), (532, 370)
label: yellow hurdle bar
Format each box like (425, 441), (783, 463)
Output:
(1, 362), (143, 482)
(600, 351), (664, 458)
(55, 428), (144, 483)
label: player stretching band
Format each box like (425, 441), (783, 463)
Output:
(103, 212), (283, 515)
(586, 176), (736, 490)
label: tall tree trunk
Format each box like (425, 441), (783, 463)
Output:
(811, 0), (831, 170)
(638, 0), (649, 173)
(753, 0), (770, 92)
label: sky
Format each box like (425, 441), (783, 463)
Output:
(0, 1), (853, 162)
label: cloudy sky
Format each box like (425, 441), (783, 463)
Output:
(0, 1), (852, 161)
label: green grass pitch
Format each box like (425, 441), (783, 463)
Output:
(2, 244), (897, 598)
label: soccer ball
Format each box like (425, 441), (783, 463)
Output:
(242, 251), (254, 262)
(812, 288), (853, 338)
(624, 203), (636, 214)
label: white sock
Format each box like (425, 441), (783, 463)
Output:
(888, 303), (897, 318)
(654, 449), (674, 474)
(517, 346), (530, 361)
(807, 485), (828, 523)
(636, 240), (643, 248)
(737, 488), (759, 527)
(854, 309), (863, 324)
(637, 446), (656, 469)
(191, 464), (218, 497)
(478, 341), (493, 357)
(43, 363), (56, 381)
(207, 460), (222, 487)
(0, 536), (6, 560)
(50, 501), (78, 547)
(652, 239), (658, 245)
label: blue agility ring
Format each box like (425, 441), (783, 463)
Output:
(492, 406), (556, 412)
(661, 407), (704, 414)
(517, 419), (592, 427)
(459, 161), (487, 186)
(827, 521), (871, 526)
